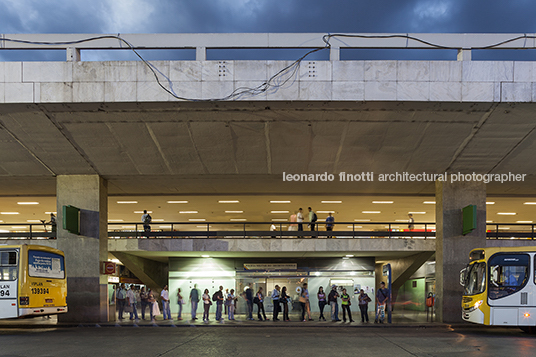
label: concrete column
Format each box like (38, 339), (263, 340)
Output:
(56, 175), (108, 323)
(435, 179), (486, 322)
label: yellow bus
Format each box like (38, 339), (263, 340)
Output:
(0, 244), (67, 319)
(460, 246), (536, 332)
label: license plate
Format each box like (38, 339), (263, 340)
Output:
(45, 299), (53, 303)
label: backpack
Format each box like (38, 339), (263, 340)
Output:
(212, 291), (219, 302)
(144, 214), (152, 224)
(426, 295), (435, 307)
(312, 212), (317, 222)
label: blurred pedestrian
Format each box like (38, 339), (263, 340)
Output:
(325, 212), (335, 238)
(227, 289), (236, 320)
(272, 285), (281, 321)
(161, 285), (171, 320)
(126, 284), (139, 321)
(358, 289), (371, 323)
(140, 287), (148, 320)
(328, 285), (340, 322)
(255, 287), (267, 321)
(177, 288), (183, 320)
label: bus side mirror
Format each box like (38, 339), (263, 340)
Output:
(459, 268), (467, 286)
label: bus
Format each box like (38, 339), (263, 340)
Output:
(460, 246), (536, 332)
(0, 244), (67, 319)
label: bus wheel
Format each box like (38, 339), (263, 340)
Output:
(520, 326), (536, 334)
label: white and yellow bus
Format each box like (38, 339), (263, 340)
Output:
(460, 246), (536, 332)
(0, 244), (67, 319)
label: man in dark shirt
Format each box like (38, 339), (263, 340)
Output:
(245, 283), (254, 320)
(328, 285), (341, 321)
(376, 282), (389, 323)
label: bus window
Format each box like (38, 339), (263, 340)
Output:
(0, 251), (18, 281)
(464, 262), (486, 295)
(28, 250), (65, 279)
(488, 254), (529, 300)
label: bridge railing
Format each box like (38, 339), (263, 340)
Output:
(2, 33), (536, 61)
(1, 221), (535, 240)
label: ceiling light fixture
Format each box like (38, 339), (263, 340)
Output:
(117, 201), (137, 204)
(179, 211), (198, 214)
(218, 200), (240, 203)
(523, 202), (536, 205)
(134, 210), (152, 214)
(497, 212), (516, 215)
(270, 211), (289, 214)
(1, 212), (19, 215)
(167, 201), (188, 204)
(362, 211), (381, 214)
(372, 201), (393, 204)
(321, 201), (342, 204)
(225, 211), (244, 214)
(189, 218), (206, 222)
(270, 200), (291, 204)
(230, 218), (247, 221)
(486, 202), (495, 205)
(17, 202), (39, 205)
(423, 201), (436, 204)
(409, 212), (426, 214)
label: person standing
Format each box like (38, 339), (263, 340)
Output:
(358, 289), (371, 323)
(297, 208), (304, 231)
(317, 286), (327, 321)
(281, 286), (290, 321)
(141, 210), (152, 233)
(148, 289), (159, 322)
(308, 207), (317, 233)
(160, 285), (171, 320)
(215, 285), (224, 322)
(224, 288), (229, 316)
(325, 212), (335, 238)
(255, 287), (267, 321)
(116, 283), (126, 320)
(126, 284), (139, 321)
(177, 288), (183, 320)
(226, 289), (236, 320)
(376, 282), (389, 323)
(202, 289), (211, 322)
(341, 288), (354, 322)
(190, 284), (200, 321)
(272, 285), (281, 321)
(408, 213), (414, 231)
(139, 287), (148, 320)
(245, 283), (254, 320)
(299, 286), (308, 322)
(303, 283), (313, 321)
(328, 285), (340, 322)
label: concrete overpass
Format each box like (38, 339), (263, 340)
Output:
(1, 33), (536, 323)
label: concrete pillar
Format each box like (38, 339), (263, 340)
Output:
(435, 179), (486, 322)
(56, 175), (108, 323)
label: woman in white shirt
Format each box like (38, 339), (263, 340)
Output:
(226, 289), (236, 320)
(202, 289), (211, 322)
(297, 208), (304, 231)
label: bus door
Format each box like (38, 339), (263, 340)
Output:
(488, 253), (531, 325)
(0, 249), (19, 319)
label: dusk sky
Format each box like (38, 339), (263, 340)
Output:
(2, 0), (535, 34)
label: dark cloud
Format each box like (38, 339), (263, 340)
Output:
(2, 0), (535, 35)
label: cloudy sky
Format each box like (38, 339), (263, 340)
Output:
(1, 1), (536, 61)
(2, 0), (535, 34)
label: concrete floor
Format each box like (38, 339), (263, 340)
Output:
(0, 325), (534, 357)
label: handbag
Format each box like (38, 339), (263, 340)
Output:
(365, 295), (372, 303)
(124, 304), (133, 313)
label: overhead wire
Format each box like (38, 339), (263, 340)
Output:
(2, 33), (536, 101)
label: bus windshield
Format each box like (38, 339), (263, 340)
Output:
(28, 250), (65, 279)
(488, 253), (529, 300)
(464, 262), (486, 295)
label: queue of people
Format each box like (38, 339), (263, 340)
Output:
(116, 282), (384, 324)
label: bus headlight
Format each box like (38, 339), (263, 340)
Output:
(474, 300), (483, 309)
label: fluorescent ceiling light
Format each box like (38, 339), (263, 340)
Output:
(346, 254), (354, 257)
(372, 201), (393, 204)
(317, 211), (334, 214)
(17, 202), (39, 205)
(225, 211), (244, 214)
(348, 226), (363, 228)
(270, 201), (291, 204)
(230, 218), (247, 221)
(516, 221), (533, 223)
(486, 220), (493, 223)
(409, 212), (426, 214)
(497, 212), (516, 215)
(270, 211), (289, 214)
(321, 201), (342, 204)
(219, 200), (239, 203)
(134, 210), (152, 214)
(45, 212), (57, 214)
(395, 219), (409, 222)
(11, 226), (27, 229)
(423, 201), (436, 204)
(27, 220), (42, 223)
(108, 219), (124, 222)
(486, 202), (495, 205)
(362, 211), (381, 214)
(152, 219), (165, 222)
(201, 255), (210, 258)
(498, 227), (510, 230)
(1, 212), (19, 215)
(117, 201), (137, 204)
(523, 202), (536, 205)
(179, 211), (198, 214)
(354, 219), (371, 222)
(271, 218), (288, 221)
(167, 201), (188, 204)
(121, 225), (136, 229)
(189, 218), (206, 222)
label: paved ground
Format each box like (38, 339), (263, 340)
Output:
(0, 324), (535, 357)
